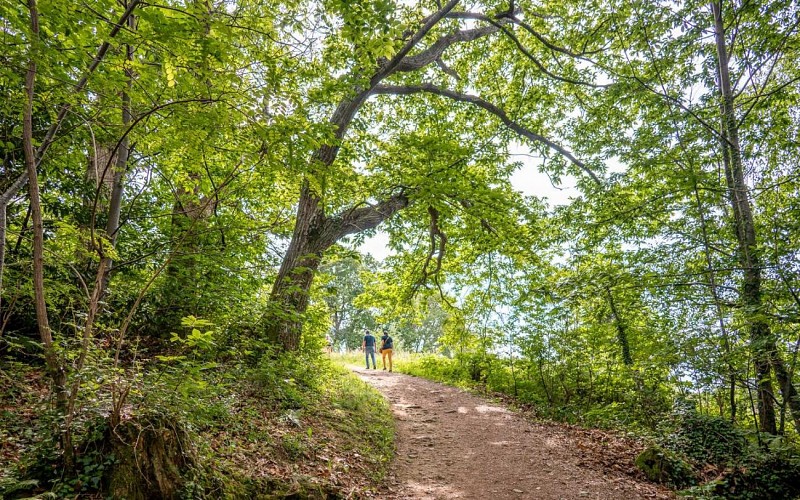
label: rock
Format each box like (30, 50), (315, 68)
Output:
(634, 445), (696, 488)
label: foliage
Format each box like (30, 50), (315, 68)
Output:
(659, 402), (749, 467)
(634, 445), (697, 489)
(1, 346), (392, 498)
(319, 253), (380, 350)
(3, 0), (800, 495)
(680, 445), (800, 500)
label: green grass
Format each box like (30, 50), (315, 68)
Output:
(331, 349), (423, 372)
(194, 357), (395, 497)
(0, 353), (396, 499)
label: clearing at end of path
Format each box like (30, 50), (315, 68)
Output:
(353, 367), (673, 500)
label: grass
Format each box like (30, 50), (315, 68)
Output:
(331, 349), (425, 373)
(0, 354), (395, 499)
(195, 358), (396, 498)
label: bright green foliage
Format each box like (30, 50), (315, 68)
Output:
(2, 0), (800, 495)
(319, 252), (380, 350)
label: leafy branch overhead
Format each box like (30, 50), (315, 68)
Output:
(2, 0), (800, 496)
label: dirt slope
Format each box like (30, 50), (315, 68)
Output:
(353, 368), (673, 500)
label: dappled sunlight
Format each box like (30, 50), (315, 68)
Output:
(401, 480), (466, 499)
(474, 405), (507, 414)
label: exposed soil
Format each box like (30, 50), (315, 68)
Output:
(353, 368), (674, 500)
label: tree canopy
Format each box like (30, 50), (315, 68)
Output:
(2, 0), (800, 495)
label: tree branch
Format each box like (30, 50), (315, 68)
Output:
(315, 5), (506, 174)
(319, 190), (411, 248)
(493, 23), (609, 88)
(371, 0), (461, 85)
(372, 83), (602, 185)
(0, 0), (142, 207)
(393, 22), (508, 73)
(414, 205), (447, 293)
(507, 14), (601, 58)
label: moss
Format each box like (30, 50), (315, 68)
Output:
(635, 445), (696, 489)
(105, 413), (195, 500)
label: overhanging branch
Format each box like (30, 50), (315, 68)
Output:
(319, 190), (411, 248)
(371, 83), (602, 185)
(371, 0), (462, 85)
(393, 23), (506, 73)
(314, 6), (509, 174)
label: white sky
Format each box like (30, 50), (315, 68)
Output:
(355, 142), (582, 260)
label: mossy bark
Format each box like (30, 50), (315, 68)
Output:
(105, 414), (194, 499)
(635, 446), (696, 489)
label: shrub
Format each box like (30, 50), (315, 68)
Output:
(252, 347), (330, 409)
(697, 445), (800, 500)
(659, 403), (748, 467)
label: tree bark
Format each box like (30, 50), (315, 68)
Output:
(266, 183), (324, 350)
(605, 286), (633, 366)
(100, 12), (135, 292)
(0, 204), (5, 314)
(24, 0), (69, 455)
(772, 352), (800, 432)
(710, 0), (799, 434)
(266, 183), (409, 349)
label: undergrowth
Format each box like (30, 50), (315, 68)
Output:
(0, 347), (394, 499)
(394, 352), (800, 500)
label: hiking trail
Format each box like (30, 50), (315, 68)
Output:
(353, 367), (673, 499)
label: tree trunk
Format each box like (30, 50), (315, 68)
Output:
(710, 0), (800, 434)
(0, 204), (5, 314)
(24, 0), (70, 458)
(105, 66), (131, 246)
(605, 286), (633, 366)
(99, 9), (134, 294)
(266, 183), (409, 350)
(771, 353), (800, 432)
(265, 183), (326, 350)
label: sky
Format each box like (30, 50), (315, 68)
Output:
(354, 142), (582, 260)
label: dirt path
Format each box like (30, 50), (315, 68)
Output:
(353, 368), (672, 500)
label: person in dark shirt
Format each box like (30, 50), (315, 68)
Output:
(362, 330), (377, 369)
(380, 329), (394, 372)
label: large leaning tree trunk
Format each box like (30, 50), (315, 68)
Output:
(267, 183), (409, 350)
(265, 0), (465, 349)
(265, 1), (605, 351)
(711, 0), (800, 434)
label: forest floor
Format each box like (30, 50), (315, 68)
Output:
(352, 366), (675, 500)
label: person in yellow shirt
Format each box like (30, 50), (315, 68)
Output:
(379, 329), (394, 372)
